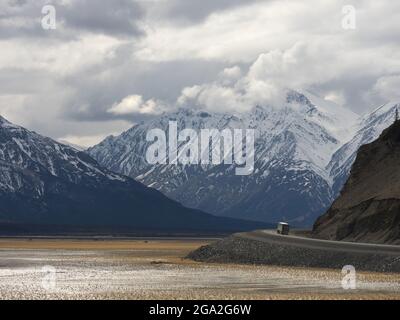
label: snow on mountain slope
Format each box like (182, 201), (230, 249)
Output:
(89, 90), (359, 225)
(328, 101), (399, 196)
(299, 90), (358, 143)
(0, 116), (126, 195)
(0, 115), (268, 232)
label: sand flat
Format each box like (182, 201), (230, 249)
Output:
(0, 238), (399, 300)
(0, 238), (210, 251)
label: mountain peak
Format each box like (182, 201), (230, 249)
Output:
(87, 93), (399, 227)
(286, 90), (313, 107)
(88, 92), (351, 226)
(0, 114), (10, 124)
(0, 115), (20, 130)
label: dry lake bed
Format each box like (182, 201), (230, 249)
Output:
(0, 238), (399, 300)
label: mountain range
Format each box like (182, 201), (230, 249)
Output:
(88, 91), (399, 226)
(0, 115), (269, 234)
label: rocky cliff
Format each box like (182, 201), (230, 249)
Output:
(313, 119), (400, 244)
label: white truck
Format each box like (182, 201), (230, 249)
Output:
(277, 222), (290, 235)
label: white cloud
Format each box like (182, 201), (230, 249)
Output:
(324, 91), (346, 106)
(176, 42), (342, 113)
(135, 1), (310, 63)
(247, 42), (344, 89)
(132, 0), (400, 115)
(219, 65), (241, 80)
(108, 95), (166, 115)
(108, 95), (144, 115)
(0, 35), (122, 75)
(177, 85), (202, 106)
(197, 84), (246, 112)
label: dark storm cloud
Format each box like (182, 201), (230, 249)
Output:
(60, 0), (144, 37)
(156, 0), (265, 24)
(6, 0), (27, 7)
(0, 0), (144, 39)
(0, 68), (54, 94)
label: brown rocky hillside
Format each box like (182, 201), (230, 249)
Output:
(313, 119), (400, 244)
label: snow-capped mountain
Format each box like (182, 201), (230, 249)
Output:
(328, 101), (400, 196)
(88, 90), (360, 226)
(0, 115), (268, 233)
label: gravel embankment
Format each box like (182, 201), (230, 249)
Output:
(187, 232), (400, 272)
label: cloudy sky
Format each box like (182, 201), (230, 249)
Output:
(1, 0), (399, 147)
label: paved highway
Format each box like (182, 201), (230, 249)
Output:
(236, 230), (400, 255)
